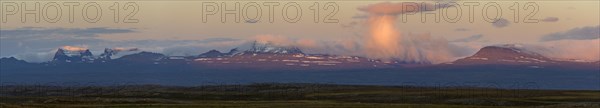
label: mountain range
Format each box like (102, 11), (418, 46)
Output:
(1, 43), (599, 90)
(1, 43), (599, 70)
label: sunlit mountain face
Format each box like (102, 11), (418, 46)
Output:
(451, 45), (599, 68)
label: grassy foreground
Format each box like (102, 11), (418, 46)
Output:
(1, 83), (599, 108)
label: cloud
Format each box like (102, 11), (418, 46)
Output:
(197, 37), (241, 43)
(61, 46), (88, 51)
(13, 50), (57, 63)
(454, 28), (469, 32)
(112, 38), (245, 56)
(0, 27), (135, 40)
(341, 21), (361, 29)
(246, 35), (363, 56)
(541, 17), (559, 22)
(451, 34), (483, 42)
(357, 2), (441, 15)
(352, 14), (369, 19)
(539, 39), (600, 61)
(355, 2), (462, 64)
(514, 39), (600, 61)
(447, 42), (487, 59)
(245, 19), (258, 23)
(1, 37), (106, 61)
(365, 12), (454, 64)
(1, 27), (136, 61)
(492, 18), (510, 28)
(540, 25), (600, 41)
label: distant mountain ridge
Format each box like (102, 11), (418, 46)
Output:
(2, 44), (598, 90)
(453, 45), (553, 65)
(0, 57), (28, 64)
(450, 44), (598, 69)
(1, 44), (598, 70)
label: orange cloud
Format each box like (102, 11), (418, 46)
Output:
(61, 46), (88, 51)
(358, 2), (437, 15)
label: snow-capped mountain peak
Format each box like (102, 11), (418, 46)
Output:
(52, 48), (95, 63)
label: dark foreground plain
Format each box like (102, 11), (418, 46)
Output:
(1, 83), (599, 108)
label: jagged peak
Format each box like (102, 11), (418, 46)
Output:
(55, 48), (93, 56)
(52, 47), (95, 63)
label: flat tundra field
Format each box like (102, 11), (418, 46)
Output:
(1, 83), (599, 108)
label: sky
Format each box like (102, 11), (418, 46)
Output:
(0, 0), (599, 63)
